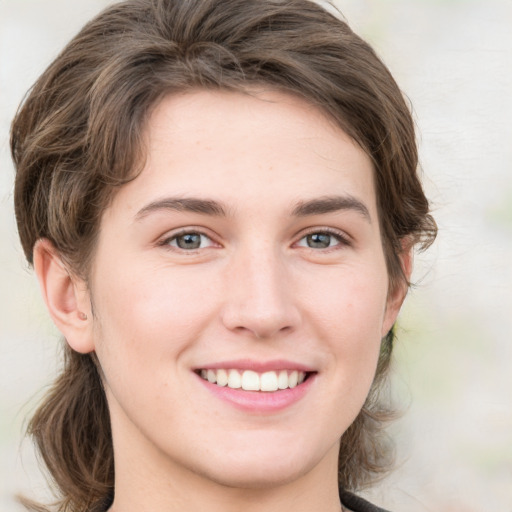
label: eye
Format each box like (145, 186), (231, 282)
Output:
(296, 230), (348, 249)
(163, 231), (215, 250)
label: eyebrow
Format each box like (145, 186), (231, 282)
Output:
(291, 195), (371, 222)
(134, 194), (371, 222)
(135, 197), (227, 221)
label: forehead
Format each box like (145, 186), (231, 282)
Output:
(105, 89), (377, 222)
(146, 89), (359, 155)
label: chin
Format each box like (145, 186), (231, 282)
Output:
(188, 440), (329, 490)
(198, 460), (309, 490)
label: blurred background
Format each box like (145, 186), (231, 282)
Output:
(1, 0), (511, 510)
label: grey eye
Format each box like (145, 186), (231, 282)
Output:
(168, 232), (213, 250)
(306, 233), (332, 248)
(296, 231), (346, 250)
(176, 233), (202, 249)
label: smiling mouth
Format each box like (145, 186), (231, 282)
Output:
(196, 369), (311, 392)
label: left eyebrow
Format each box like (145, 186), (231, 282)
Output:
(291, 195), (371, 223)
(134, 197), (227, 221)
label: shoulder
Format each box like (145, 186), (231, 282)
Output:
(340, 489), (392, 512)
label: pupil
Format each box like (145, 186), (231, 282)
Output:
(307, 233), (330, 248)
(177, 233), (201, 249)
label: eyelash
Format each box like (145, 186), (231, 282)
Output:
(158, 227), (351, 253)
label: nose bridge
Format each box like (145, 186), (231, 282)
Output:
(221, 240), (300, 338)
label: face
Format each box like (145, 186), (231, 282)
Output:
(84, 90), (405, 490)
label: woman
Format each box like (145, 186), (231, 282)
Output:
(11, 0), (436, 511)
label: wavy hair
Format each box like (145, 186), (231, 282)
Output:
(11, 0), (436, 510)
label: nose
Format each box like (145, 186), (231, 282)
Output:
(220, 247), (301, 339)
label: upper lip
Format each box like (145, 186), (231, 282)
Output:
(194, 359), (316, 373)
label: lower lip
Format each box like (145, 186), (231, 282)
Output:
(195, 373), (316, 413)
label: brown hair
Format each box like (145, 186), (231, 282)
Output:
(11, 0), (436, 510)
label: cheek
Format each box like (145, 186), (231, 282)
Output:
(91, 263), (221, 377)
(304, 263), (388, 395)
(90, 265), (224, 432)
(306, 263), (388, 340)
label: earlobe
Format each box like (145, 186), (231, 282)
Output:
(33, 239), (95, 354)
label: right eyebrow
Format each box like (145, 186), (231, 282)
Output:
(134, 197), (227, 221)
(291, 195), (371, 223)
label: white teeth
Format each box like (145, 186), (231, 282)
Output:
(260, 371), (279, 392)
(289, 370), (298, 388)
(216, 369), (228, 387)
(199, 369), (308, 392)
(227, 369), (242, 389)
(277, 370), (288, 390)
(241, 370), (260, 391)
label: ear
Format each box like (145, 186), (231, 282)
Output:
(33, 239), (95, 354)
(381, 241), (414, 338)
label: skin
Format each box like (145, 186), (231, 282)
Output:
(34, 90), (410, 512)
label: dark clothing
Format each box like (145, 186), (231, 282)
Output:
(92, 493), (113, 512)
(340, 489), (391, 512)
